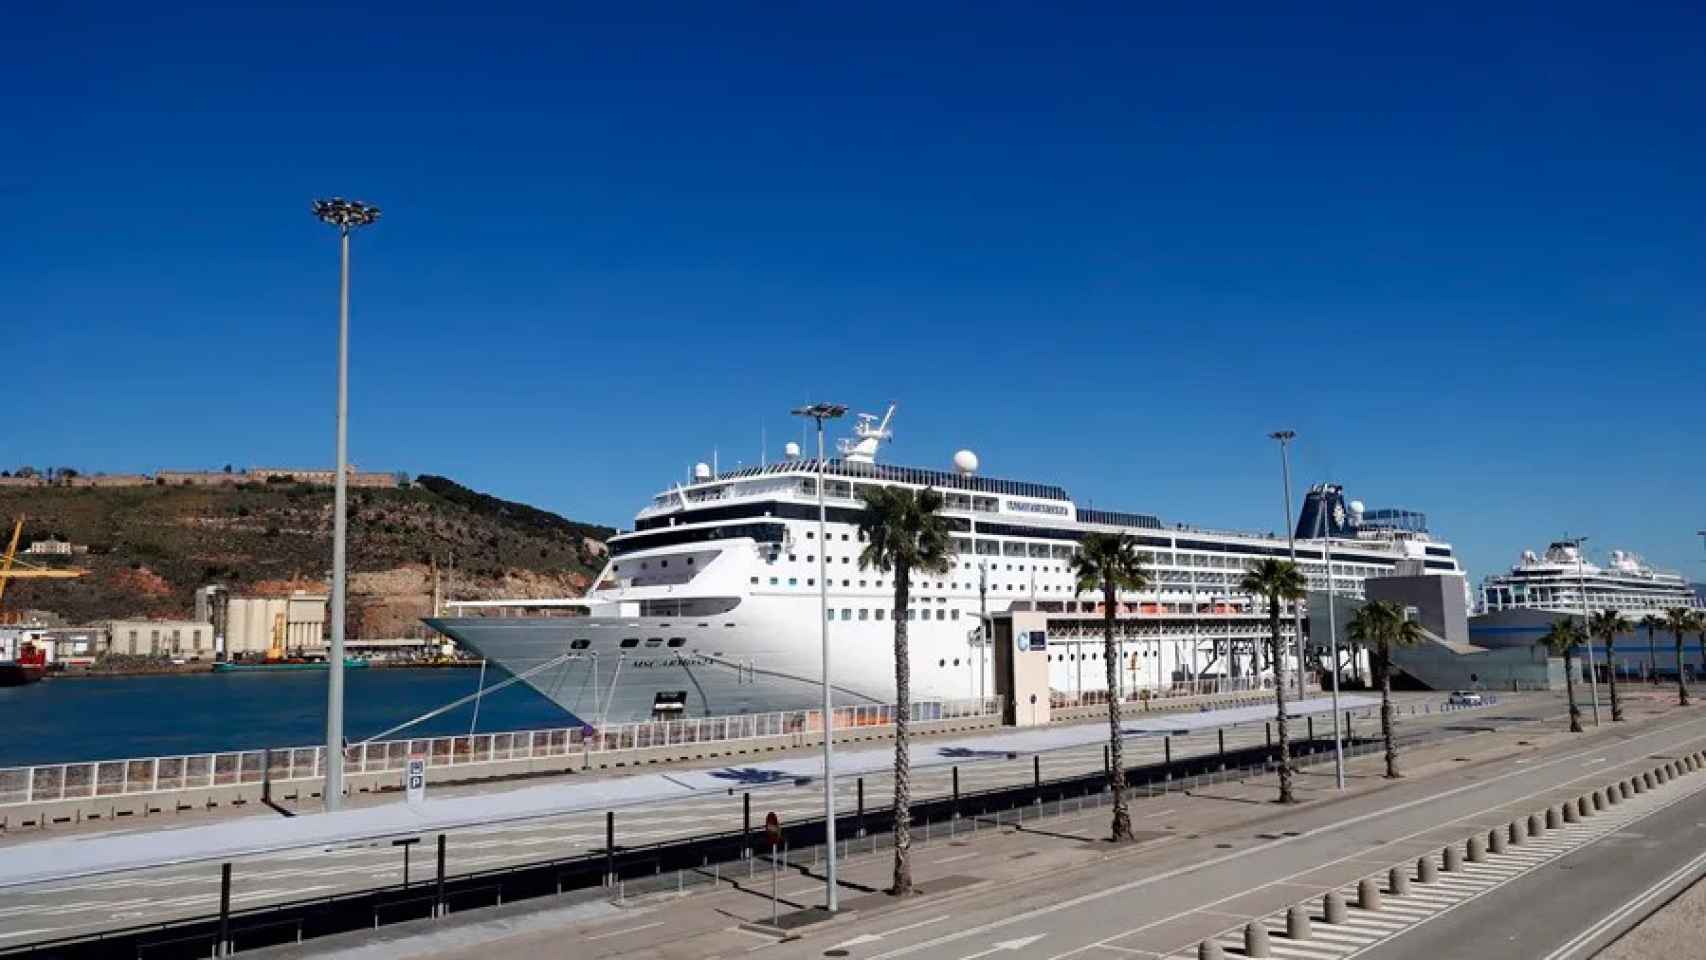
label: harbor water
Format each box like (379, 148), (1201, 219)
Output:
(0, 668), (580, 768)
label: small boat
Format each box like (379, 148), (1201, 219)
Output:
(213, 657), (370, 674)
(0, 631), (50, 687)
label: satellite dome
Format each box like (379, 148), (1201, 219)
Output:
(953, 449), (980, 475)
(1348, 500), (1365, 516)
(693, 462), (712, 480)
(783, 441), (801, 460)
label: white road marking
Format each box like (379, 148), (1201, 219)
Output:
(583, 920), (666, 941)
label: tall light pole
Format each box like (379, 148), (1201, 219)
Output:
(1566, 535), (1602, 726)
(312, 197), (380, 812)
(1322, 533), (1344, 788)
(792, 402), (847, 912)
(1268, 430), (1306, 696)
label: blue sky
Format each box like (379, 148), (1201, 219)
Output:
(5, 2), (1703, 584)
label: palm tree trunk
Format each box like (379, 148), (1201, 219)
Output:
(1606, 634), (1623, 721)
(1677, 635), (1690, 707)
(1649, 627), (1658, 685)
(1103, 583), (1133, 841)
(890, 560), (914, 895)
(1564, 648), (1582, 732)
(1270, 596), (1294, 803)
(1380, 637), (1399, 778)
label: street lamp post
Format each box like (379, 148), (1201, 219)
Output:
(1268, 431), (1307, 696)
(792, 402), (847, 912)
(1323, 535), (1344, 788)
(1567, 535), (1602, 726)
(311, 197), (380, 812)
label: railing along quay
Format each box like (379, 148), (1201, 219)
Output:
(0, 697), (1000, 808)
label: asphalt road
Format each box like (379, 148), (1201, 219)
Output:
(766, 698), (1706, 960)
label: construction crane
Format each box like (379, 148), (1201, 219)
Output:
(0, 517), (88, 619)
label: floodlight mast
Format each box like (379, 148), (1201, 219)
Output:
(311, 196), (380, 812)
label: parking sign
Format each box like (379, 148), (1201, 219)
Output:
(405, 755), (426, 805)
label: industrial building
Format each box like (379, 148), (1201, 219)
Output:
(105, 619), (215, 658)
(221, 591), (329, 657)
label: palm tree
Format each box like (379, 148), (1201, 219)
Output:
(1240, 558), (1307, 804)
(1590, 610), (1631, 722)
(1069, 532), (1152, 842)
(1642, 614), (1664, 685)
(1541, 618), (1586, 732)
(855, 484), (953, 896)
(1347, 600), (1424, 778)
(1665, 607), (1694, 707)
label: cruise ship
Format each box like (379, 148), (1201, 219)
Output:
(426, 405), (1465, 724)
(1471, 542), (1705, 650)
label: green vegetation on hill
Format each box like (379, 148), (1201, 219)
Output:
(0, 478), (616, 626)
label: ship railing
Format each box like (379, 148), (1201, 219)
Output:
(0, 695), (1002, 808)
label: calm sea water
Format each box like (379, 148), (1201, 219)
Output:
(0, 668), (581, 768)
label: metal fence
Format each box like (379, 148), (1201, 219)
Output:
(1050, 675), (1316, 709)
(0, 696), (1000, 807)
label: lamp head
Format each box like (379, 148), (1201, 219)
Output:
(312, 198), (382, 230)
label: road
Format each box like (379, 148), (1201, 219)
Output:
(760, 695), (1706, 960)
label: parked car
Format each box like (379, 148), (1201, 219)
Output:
(1448, 690), (1485, 707)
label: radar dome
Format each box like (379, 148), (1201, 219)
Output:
(693, 462), (712, 480)
(783, 441), (802, 460)
(1348, 500), (1365, 516)
(953, 450), (980, 475)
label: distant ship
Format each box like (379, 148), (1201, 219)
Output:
(426, 404), (1464, 724)
(1471, 542), (1705, 650)
(0, 628), (51, 687)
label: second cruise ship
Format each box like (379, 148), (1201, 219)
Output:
(426, 405), (1465, 724)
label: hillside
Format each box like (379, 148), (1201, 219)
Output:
(0, 477), (616, 635)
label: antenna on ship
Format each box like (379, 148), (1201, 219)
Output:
(837, 402), (897, 463)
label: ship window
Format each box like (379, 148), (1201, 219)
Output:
(807, 532), (815, 539)
(668, 637), (686, 647)
(907, 610), (916, 621)
(620, 638), (639, 648)
(841, 533), (849, 541)
(954, 658), (960, 667)
(841, 609), (852, 620)
(570, 639), (591, 650)
(645, 638), (664, 647)
(876, 609), (885, 620)
(859, 609), (869, 620)
(789, 578), (798, 586)
(769, 577), (779, 585)
(750, 577), (759, 584)
(687, 557), (694, 565)
(808, 578), (816, 586)
(939, 659), (946, 667)
(826, 609), (834, 622)
(659, 560), (668, 567)
(789, 554), (797, 562)
(842, 579), (850, 587)
(951, 610), (960, 620)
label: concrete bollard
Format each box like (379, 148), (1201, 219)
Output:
(1547, 806), (1563, 828)
(1443, 845), (1462, 871)
(1594, 789), (1606, 810)
(1490, 829), (1506, 854)
(1657, 766), (1669, 784)
(1577, 795), (1591, 818)
(1564, 802), (1579, 824)
(1198, 939), (1224, 960)
(1389, 866), (1410, 896)
(1358, 878), (1382, 911)
(1467, 835), (1486, 863)
(1510, 820), (1525, 845)
(1530, 812), (1545, 835)
(1607, 786), (1620, 806)
(1325, 890), (1348, 923)
(1643, 771), (1655, 789)
(1245, 921), (1271, 958)
(1286, 904), (1312, 940)
(1619, 780), (1631, 800)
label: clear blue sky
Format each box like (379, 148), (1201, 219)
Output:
(5, 2), (1703, 585)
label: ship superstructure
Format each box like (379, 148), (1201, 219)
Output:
(1478, 543), (1702, 619)
(426, 405), (1464, 724)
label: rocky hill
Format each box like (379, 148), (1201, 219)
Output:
(0, 476), (615, 636)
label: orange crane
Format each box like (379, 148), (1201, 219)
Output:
(0, 516), (88, 620)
